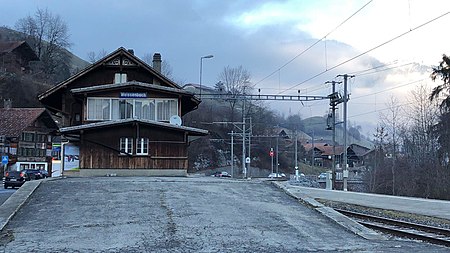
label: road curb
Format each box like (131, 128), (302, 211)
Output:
(0, 177), (61, 232)
(272, 181), (387, 241)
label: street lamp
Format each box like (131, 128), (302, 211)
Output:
(199, 54), (214, 98)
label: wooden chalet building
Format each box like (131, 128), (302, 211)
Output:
(0, 41), (39, 74)
(0, 108), (58, 173)
(38, 47), (208, 176)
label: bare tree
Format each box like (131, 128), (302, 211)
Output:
(379, 96), (404, 195)
(368, 126), (388, 193)
(400, 84), (441, 197)
(217, 65), (251, 123)
(142, 53), (173, 80)
(406, 84), (439, 160)
(15, 8), (71, 82)
(87, 49), (108, 63)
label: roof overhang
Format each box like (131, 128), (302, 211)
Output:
(69, 81), (201, 115)
(60, 119), (208, 136)
(70, 81), (198, 98)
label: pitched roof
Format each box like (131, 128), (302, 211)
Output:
(71, 81), (196, 97)
(38, 47), (180, 102)
(302, 143), (345, 155)
(0, 41), (24, 53)
(60, 119), (208, 136)
(350, 143), (372, 156)
(0, 108), (47, 137)
(0, 41), (39, 61)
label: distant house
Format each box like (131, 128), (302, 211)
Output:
(303, 142), (367, 169)
(183, 83), (219, 95)
(38, 47), (208, 176)
(0, 41), (39, 73)
(349, 144), (372, 167)
(274, 127), (312, 144)
(0, 108), (58, 173)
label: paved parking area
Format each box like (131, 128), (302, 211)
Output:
(0, 177), (447, 252)
(0, 188), (15, 206)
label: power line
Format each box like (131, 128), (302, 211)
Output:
(251, 0), (373, 88)
(276, 11), (450, 95)
(351, 78), (426, 100)
(349, 62), (415, 76)
(349, 60), (399, 75)
(349, 101), (414, 119)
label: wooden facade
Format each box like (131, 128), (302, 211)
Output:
(38, 48), (207, 176)
(0, 108), (58, 174)
(0, 41), (39, 74)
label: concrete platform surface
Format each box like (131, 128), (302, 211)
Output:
(0, 177), (448, 252)
(279, 182), (450, 220)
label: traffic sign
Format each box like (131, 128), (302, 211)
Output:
(1, 156), (8, 165)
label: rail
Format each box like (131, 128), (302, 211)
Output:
(335, 208), (450, 247)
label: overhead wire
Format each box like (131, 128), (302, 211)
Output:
(276, 11), (450, 95)
(349, 61), (414, 76)
(351, 78), (427, 100)
(251, 0), (374, 89)
(349, 101), (414, 119)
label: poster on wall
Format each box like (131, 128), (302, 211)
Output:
(64, 144), (79, 171)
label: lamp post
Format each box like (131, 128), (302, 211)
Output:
(199, 55), (214, 98)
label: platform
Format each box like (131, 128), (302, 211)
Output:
(279, 182), (450, 220)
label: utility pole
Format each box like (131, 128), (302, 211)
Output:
(311, 130), (315, 167)
(242, 88), (246, 178)
(337, 74), (354, 191)
(231, 130), (234, 178)
(326, 80), (341, 189)
(294, 130), (298, 181)
(276, 136), (279, 176)
(248, 117), (252, 178)
(271, 147), (274, 174)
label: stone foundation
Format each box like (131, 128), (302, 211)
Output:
(65, 169), (187, 177)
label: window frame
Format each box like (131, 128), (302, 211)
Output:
(119, 137), (133, 155)
(87, 97), (178, 122)
(114, 73), (127, 84)
(136, 137), (149, 155)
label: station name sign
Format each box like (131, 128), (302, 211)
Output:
(120, 92), (147, 98)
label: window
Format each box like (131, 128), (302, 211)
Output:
(156, 99), (177, 121)
(119, 99), (133, 119)
(19, 148), (36, 157)
(21, 132), (35, 142)
(37, 134), (46, 142)
(120, 137), (133, 155)
(114, 73), (127, 84)
(135, 100), (155, 120)
(87, 98), (178, 122)
(136, 138), (149, 155)
(111, 99), (120, 120)
(87, 98), (110, 120)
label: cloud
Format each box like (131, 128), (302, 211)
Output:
(1, 0), (448, 134)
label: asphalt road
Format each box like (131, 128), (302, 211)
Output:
(0, 177), (447, 252)
(0, 187), (15, 206)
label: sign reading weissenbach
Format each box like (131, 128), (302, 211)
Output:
(120, 92), (147, 98)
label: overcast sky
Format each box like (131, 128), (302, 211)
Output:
(1, 0), (450, 134)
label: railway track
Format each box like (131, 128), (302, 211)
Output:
(334, 208), (450, 247)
